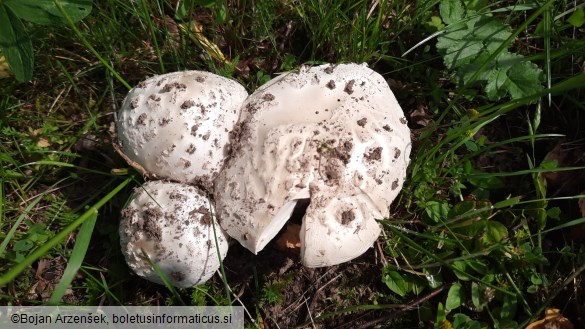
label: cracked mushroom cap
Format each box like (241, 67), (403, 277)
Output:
(119, 181), (228, 287)
(214, 63), (411, 267)
(116, 71), (248, 190)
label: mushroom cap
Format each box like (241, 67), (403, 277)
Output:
(214, 63), (411, 267)
(119, 180), (228, 287)
(116, 71), (248, 189)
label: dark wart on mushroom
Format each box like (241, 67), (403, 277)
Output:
(119, 181), (228, 287)
(116, 71), (248, 189)
(214, 63), (411, 267)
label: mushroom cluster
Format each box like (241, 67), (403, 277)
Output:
(116, 63), (410, 287)
(116, 71), (247, 287)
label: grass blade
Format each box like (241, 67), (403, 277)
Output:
(142, 249), (185, 305)
(52, 0), (131, 90)
(0, 192), (46, 257)
(0, 176), (133, 286)
(543, 5), (552, 105)
(47, 210), (97, 305)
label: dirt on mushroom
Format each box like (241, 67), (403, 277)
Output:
(115, 70), (248, 191)
(214, 63), (411, 267)
(119, 181), (229, 288)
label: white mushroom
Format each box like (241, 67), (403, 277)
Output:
(214, 63), (410, 267)
(116, 71), (248, 189)
(119, 181), (228, 287)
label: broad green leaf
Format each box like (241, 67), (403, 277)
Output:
(464, 140), (478, 152)
(452, 258), (488, 281)
(452, 260), (473, 281)
(465, 0), (489, 13)
(48, 210), (97, 305)
(452, 313), (481, 329)
(567, 8), (584, 27)
(4, 0), (92, 25)
(540, 159), (559, 170)
(425, 201), (450, 223)
(382, 270), (409, 296)
(439, 16), (511, 71)
(505, 61), (544, 99)
(494, 52), (526, 71)
(382, 268), (426, 297)
(546, 207), (561, 220)
(436, 22), (467, 54)
(493, 196), (521, 208)
(425, 16), (445, 32)
(448, 200), (476, 220)
(0, 5), (33, 81)
(12, 239), (33, 252)
(436, 302), (446, 325)
(440, 0), (464, 25)
(481, 220), (508, 245)
(460, 52), (522, 86)
(446, 283), (465, 310)
(464, 14), (482, 30)
(471, 282), (486, 311)
(441, 37), (483, 70)
(436, 11), (543, 101)
(530, 273), (543, 285)
(472, 17), (511, 53)
(486, 68), (509, 100)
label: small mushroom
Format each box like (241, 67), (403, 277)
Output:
(119, 181), (228, 287)
(214, 63), (411, 267)
(116, 71), (248, 190)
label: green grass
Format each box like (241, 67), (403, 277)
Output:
(1, 0), (584, 327)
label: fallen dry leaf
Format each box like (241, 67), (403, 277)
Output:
(525, 308), (574, 329)
(409, 102), (432, 127)
(179, 21), (229, 64)
(36, 138), (50, 148)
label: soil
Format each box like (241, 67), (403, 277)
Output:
(221, 241), (402, 328)
(189, 206), (212, 226)
(344, 79), (356, 95)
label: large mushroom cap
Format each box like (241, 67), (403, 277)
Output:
(119, 181), (228, 287)
(116, 70), (248, 189)
(215, 63), (411, 267)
